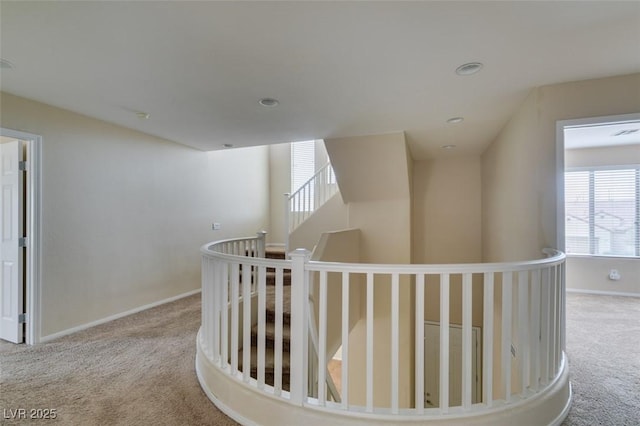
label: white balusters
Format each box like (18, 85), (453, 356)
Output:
(415, 273), (425, 414)
(518, 271), (529, 394)
(318, 271), (328, 405)
(230, 263), (240, 375)
(220, 262), (229, 370)
(540, 267), (551, 384)
(274, 267), (284, 395)
(440, 273), (450, 413)
(200, 237), (566, 418)
(550, 266), (558, 377)
(391, 273), (400, 414)
(530, 268), (541, 392)
(242, 262), (251, 382)
(284, 163), (338, 240)
(341, 271), (350, 409)
(553, 265), (561, 373)
(257, 265), (267, 388)
(462, 273), (473, 409)
(366, 272), (374, 412)
(483, 272), (494, 407)
(501, 272), (512, 402)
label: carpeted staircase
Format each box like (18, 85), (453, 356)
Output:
(238, 246), (292, 390)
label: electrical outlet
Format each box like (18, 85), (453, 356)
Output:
(212, 223), (221, 230)
(608, 269), (621, 281)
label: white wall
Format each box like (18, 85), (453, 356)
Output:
(288, 194), (348, 252)
(412, 156), (482, 264)
(482, 73), (640, 262)
(324, 132), (415, 408)
(325, 132), (411, 203)
(0, 92), (269, 338)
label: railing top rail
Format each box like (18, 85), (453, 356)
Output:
(202, 237), (564, 274)
(201, 239), (292, 268)
(306, 249), (565, 274)
(288, 161), (333, 201)
(201, 236), (258, 250)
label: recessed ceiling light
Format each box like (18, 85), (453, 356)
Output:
(455, 62), (483, 76)
(0, 58), (14, 69)
(223, 143), (233, 148)
(447, 117), (464, 124)
(441, 144), (457, 149)
(259, 98), (279, 107)
(136, 111), (150, 119)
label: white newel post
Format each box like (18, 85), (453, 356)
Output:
(283, 193), (291, 258)
(289, 248), (311, 405)
(256, 230), (267, 258)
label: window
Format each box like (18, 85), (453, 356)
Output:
(291, 140), (316, 211)
(291, 140), (316, 193)
(565, 166), (640, 257)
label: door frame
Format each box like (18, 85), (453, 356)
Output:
(0, 127), (42, 344)
(555, 112), (640, 253)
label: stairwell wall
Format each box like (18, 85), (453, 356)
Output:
(325, 132), (415, 408)
(289, 194), (349, 252)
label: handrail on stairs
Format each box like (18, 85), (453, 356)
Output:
(284, 162), (337, 256)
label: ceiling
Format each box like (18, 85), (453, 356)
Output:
(565, 120), (640, 150)
(1, 1), (639, 159)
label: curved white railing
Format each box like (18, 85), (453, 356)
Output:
(196, 234), (569, 426)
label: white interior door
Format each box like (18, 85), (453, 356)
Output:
(0, 140), (24, 343)
(424, 322), (481, 408)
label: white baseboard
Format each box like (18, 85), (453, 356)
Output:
(566, 288), (640, 298)
(40, 288), (201, 343)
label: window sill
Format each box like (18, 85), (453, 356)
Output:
(566, 254), (639, 260)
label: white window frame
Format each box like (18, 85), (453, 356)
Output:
(556, 113), (640, 255)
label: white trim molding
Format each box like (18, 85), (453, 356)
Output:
(566, 288), (640, 298)
(0, 128), (43, 345)
(40, 289), (201, 342)
(556, 112), (640, 255)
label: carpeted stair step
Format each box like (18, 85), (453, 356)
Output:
(251, 321), (291, 352)
(238, 268), (291, 286)
(237, 346), (291, 391)
(265, 286), (291, 325)
(265, 246), (286, 260)
(237, 245), (292, 391)
(266, 269), (291, 286)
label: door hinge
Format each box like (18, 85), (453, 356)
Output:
(19, 161), (28, 171)
(19, 237), (28, 247)
(19, 313), (27, 324)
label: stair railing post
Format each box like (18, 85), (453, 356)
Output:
(289, 248), (311, 405)
(256, 230), (267, 258)
(283, 193), (291, 258)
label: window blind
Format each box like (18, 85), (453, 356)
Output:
(565, 166), (639, 257)
(291, 140), (315, 192)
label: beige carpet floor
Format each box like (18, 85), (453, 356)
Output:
(562, 293), (640, 426)
(1, 292), (638, 425)
(0, 294), (237, 425)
